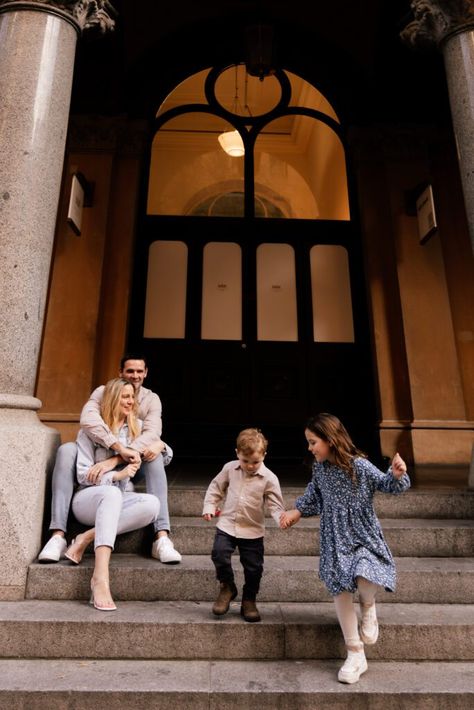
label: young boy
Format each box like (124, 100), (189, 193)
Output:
(202, 428), (285, 622)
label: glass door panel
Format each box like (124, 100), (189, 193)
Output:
(201, 242), (242, 340)
(256, 243), (298, 341)
(144, 240), (187, 339)
(310, 245), (354, 342)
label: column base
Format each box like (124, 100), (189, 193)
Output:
(380, 419), (474, 465)
(0, 400), (59, 600)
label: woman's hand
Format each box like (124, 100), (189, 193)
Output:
(86, 458), (120, 484)
(392, 452), (407, 479)
(280, 509), (301, 529)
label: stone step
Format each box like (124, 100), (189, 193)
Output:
(26, 555), (474, 603)
(1, 600), (473, 661)
(166, 487), (474, 519)
(1, 659), (472, 709)
(107, 517), (474, 557)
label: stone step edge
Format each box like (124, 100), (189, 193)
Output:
(170, 516), (474, 527)
(3, 599), (473, 621)
(2, 600), (473, 662)
(0, 659), (473, 700)
(29, 553), (474, 568)
(26, 556), (474, 604)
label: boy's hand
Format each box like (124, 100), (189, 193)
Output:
(280, 509), (301, 529)
(392, 452), (407, 479)
(203, 509), (220, 522)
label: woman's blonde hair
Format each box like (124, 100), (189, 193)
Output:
(236, 428), (268, 456)
(101, 378), (140, 440)
(306, 413), (365, 484)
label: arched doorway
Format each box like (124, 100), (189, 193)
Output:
(128, 64), (378, 462)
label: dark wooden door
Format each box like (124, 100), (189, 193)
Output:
(128, 216), (379, 463)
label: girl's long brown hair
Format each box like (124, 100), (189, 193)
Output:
(306, 413), (366, 484)
(101, 378), (140, 440)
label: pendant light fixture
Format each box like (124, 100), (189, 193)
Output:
(218, 65), (245, 157)
(218, 129), (245, 157)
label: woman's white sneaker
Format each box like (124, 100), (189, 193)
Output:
(360, 602), (379, 644)
(38, 535), (67, 563)
(337, 649), (368, 684)
(151, 536), (182, 564)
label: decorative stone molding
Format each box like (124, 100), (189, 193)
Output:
(401, 0), (474, 48)
(347, 124), (454, 164)
(0, 0), (116, 33)
(67, 115), (150, 156)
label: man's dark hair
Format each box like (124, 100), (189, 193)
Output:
(120, 353), (148, 370)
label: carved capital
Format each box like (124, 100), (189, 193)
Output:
(401, 0), (474, 48)
(0, 0), (116, 33)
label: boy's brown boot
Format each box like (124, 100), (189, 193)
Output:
(212, 581), (238, 615)
(240, 599), (261, 622)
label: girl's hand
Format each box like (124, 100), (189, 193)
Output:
(280, 509), (301, 529)
(392, 452), (407, 479)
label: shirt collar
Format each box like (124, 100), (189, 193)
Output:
(236, 462), (266, 477)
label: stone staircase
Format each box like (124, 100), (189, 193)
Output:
(1, 482), (474, 708)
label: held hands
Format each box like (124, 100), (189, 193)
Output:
(391, 452), (407, 479)
(115, 443), (141, 465)
(113, 461), (141, 482)
(279, 509), (301, 529)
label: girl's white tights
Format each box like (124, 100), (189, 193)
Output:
(333, 577), (379, 649)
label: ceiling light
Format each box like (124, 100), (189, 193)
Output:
(218, 130), (245, 157)
(218, 65), (247, 157)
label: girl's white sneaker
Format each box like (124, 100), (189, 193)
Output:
(337, 649), (368, 684)
(360, 602), (379, 644)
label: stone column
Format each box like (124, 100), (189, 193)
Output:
(0, 0), (115, 599)
(402, 0), (474, 255)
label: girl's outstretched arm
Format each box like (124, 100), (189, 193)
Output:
(280, 509), (301, 529)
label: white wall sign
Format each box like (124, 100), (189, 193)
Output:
(67, 174), (85, 236)
(416, 184), (437, 245)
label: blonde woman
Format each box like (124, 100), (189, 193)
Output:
(65, 378), (160, 611)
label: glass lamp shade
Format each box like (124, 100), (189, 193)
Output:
(218, 130), (245, 157)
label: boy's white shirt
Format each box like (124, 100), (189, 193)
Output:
(202, 460), (285, 539)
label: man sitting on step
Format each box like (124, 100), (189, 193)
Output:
(38, 354), (182, 565)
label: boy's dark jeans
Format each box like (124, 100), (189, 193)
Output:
(211, 529), (264, 601)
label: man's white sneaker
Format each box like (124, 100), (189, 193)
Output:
(337, 649), (368, 684)
(38, 535), (67, 563)
(360, 602), (379, 645)
(151, 536), (182, 564)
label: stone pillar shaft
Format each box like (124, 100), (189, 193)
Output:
(402, 0), (474, 253)
(0, 0), (115, 599)
(0, 9), (77, 395)
(442, 29), (474, 253)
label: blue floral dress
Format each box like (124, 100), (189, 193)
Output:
(295, 457), (411, 596)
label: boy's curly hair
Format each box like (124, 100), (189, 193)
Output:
(236, 428), (268, 456)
